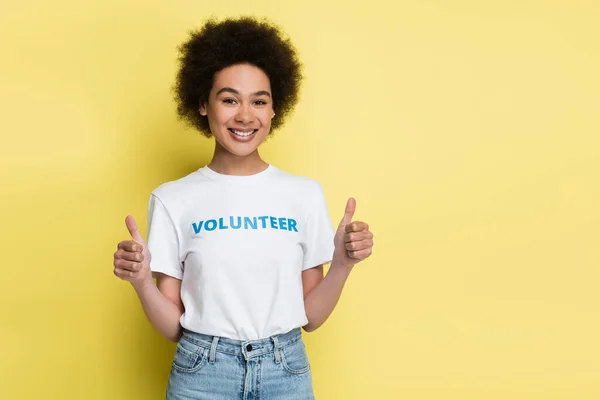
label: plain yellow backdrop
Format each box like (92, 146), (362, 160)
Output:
(1, 1), (599, 399)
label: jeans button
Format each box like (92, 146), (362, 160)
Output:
(246, 344), (252, 351)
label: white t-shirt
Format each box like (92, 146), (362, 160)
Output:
(146, 164), (335, 340)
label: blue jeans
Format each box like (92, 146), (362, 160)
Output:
(166, 327), (315, 399)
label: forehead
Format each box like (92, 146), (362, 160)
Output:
(212, 64), (271, 94)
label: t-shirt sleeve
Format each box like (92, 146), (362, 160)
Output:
(301, 182), (336, 271)
(146, 193), (183, 280)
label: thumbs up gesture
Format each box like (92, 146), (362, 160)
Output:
(113, 215), (153, 289)
(333, 198), (374, 269)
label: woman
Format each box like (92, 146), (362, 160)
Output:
(112, 16), (374, 399)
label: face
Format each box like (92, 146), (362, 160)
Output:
(200, 63), (274, 157)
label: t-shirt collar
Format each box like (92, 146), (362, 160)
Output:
(199, 164), (275, 182)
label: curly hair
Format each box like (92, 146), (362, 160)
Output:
(173, 16), (303, 138)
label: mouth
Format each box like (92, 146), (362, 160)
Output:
(228, 128), (256, 138)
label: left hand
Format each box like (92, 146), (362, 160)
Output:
(333, 198), (374, 269)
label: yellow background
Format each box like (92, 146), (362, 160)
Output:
(1, 1), (599, 399)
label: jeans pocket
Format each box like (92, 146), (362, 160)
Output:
(280, 339), (311, 374)
(172, 337), (210, 374)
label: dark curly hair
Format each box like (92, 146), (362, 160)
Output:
(173, 16), (303, 138)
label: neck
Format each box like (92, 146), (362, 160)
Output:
(208, 143), (269, 176)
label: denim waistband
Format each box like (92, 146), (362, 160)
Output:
(180, 328), (303, 360)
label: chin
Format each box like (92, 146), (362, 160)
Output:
(225, 146), (260, 157)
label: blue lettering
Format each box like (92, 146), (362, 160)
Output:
(193, 216), (298, 232)
(258, 216), (268, 229)
(230, 216), (242, 229)
(288, 218), (298, 232)
(205, 219), (217, 231)
(219, 217), (229, 230)
(192, 221), (204, 234)
(278, 217), (287, 231)
(243, 217), (257, 230)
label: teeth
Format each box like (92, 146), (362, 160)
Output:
(231, 129), (255, 137)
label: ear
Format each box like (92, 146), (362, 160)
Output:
(199, 102), (207, 116)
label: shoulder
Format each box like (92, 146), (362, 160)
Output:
(150, 169), (209, 203)
(269, 165), (326, 194)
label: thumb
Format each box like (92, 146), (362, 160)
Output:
(125, 215), (145, 243)
(339, 197), (356, 227)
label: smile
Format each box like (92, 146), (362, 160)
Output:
(228, 128), (256, 137)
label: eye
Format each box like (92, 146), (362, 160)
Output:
(254, 100), (267, 106)
(222, 98), (237, 105)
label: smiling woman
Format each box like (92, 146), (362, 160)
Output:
(172, 17), (303, 175)
(174, 17), (302, 138)
(112, 15), (374, 400)
(212, 85), (273, 140)
(200, 64), (274, 151)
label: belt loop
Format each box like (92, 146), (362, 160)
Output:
(271, 335), (281, 364)
(209, 336), (219, 364)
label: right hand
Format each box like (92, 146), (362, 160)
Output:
(113, 215), (153, 289)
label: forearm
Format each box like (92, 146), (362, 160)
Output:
(133, 281), (183, 342)
(303, 258), (352, 332)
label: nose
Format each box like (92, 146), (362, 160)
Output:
(235, 104), (254, 124)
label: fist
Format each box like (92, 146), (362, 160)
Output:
(333, 198), (374, 268)
(113, 215), (153, 288)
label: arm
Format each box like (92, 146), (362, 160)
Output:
(114, 215), (184, 343)
(133, 273), (184, 342)
(301, 197), (374, 332)
(302, 261), (352, 332)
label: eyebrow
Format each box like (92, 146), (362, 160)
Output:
(215, 87), (271, 97)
